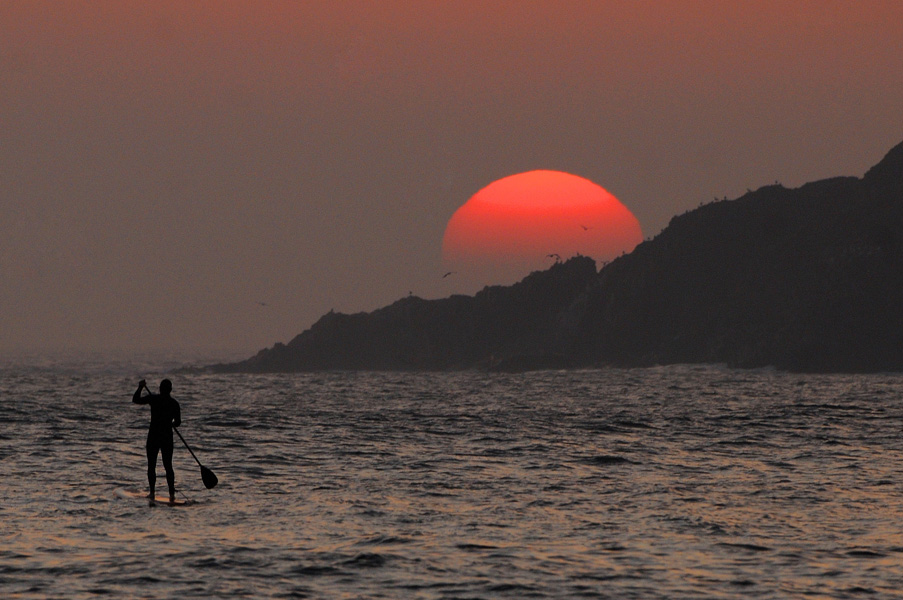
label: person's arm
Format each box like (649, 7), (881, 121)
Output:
(172, 400), (181, 428)
(132, 380), (150, 404)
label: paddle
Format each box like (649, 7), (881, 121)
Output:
(174, 426), (219, 490)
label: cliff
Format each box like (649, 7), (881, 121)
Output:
(212, 140), (903, 373)
(572, 139), (903, 372)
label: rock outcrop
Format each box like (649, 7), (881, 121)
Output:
(212, 140), (903, 373)
(213, 256), (598, 372)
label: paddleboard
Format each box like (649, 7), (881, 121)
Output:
(115, 488), (193, 506)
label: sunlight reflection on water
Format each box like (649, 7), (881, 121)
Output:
(2, 362), (903, 598)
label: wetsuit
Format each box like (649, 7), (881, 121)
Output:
(132, 389), (181, 498)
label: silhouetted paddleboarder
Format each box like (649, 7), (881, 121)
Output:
(132, 379), (181, 504)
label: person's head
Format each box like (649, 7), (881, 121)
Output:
(160, 379), (173, 395)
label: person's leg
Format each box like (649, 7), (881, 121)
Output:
(162, 441), (176, 502)
(146, 442), (159, 498)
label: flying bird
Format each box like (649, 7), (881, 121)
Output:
(547, 253), (561, 262)
(442, 271), (456, 278)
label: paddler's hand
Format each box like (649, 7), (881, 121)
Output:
(139, 379), (147, 390)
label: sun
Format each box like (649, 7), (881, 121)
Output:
(442, 170), (643, 286)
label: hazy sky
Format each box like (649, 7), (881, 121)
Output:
(2, 1), (902, 355)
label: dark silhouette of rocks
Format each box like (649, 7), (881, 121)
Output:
(571, 139), (903, 372)
(213, 256), (599, 372)
(211, 140), (903, 373)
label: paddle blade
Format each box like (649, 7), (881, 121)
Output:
(201, 465), (218, 489)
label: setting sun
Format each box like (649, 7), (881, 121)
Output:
(442, 170), (643, 284)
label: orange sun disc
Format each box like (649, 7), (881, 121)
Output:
(442, 170), (643, 285)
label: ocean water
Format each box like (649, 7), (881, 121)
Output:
(3, 354), (903, 599)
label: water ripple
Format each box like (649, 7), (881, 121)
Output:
(2, 365), (903, 598)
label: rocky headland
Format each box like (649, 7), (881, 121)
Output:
(211, 140), (903, 373)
